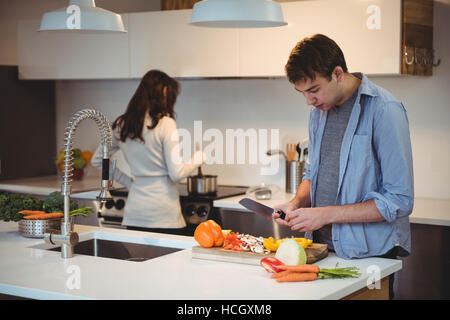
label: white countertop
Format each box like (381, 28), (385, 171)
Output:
(214, 195), (450, 227)
(0, 175), (109, 196)
(0, 222), (401, 300)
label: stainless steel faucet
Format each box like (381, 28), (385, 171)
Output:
(44, 109), (113, 258)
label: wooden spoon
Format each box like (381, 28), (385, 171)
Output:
(197, 166), (204, 177)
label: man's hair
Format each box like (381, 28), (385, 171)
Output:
(285, 34), (348, 84)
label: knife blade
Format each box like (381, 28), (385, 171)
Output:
(238, 198), (313, 240)
(238, 198), (285, 220)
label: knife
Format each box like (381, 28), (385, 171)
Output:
(239, 198), (285, 220)
(238, 198), (313, 240)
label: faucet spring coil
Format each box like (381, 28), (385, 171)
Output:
(62, 109), (112, 194)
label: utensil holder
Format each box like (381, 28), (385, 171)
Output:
(286, 160), (304, 194)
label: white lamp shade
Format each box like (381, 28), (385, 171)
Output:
(39, 0), (126, 33)
(190, 0), (287, 28)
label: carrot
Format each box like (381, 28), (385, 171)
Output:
(19, 210), (47, 215)
(23, 212), (63, 220)
(270, 270), (296, 279)
(276, 272), (318, 282)
(278, 264), (320, 273)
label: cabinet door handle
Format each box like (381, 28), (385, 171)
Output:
(404, 46), (414, 65)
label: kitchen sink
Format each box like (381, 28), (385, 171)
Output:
(48, 238), (183, 262)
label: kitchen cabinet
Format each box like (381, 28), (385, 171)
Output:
(17, 15), (129, 80)
(394, 223), (450, 300)
(162, 0), (436, 77)
(239, 0), (402, 76)
(17, 0), (434, 79)
(128, 10), (239, 78)
(133, 0), (402, 78)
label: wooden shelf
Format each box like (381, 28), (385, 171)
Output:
(402, 0), (434, 76)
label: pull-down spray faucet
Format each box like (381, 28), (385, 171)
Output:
(44, 109), (113, 258)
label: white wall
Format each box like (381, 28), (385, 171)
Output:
(2, 0), (449, 199)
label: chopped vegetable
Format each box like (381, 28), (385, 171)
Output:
(275, 239), (307, 265)
(260, 257), (284, 273)
(238, 234), (270, 254)
(263, 236), (313, 251)
(263, 237), (279, 251)
(222, 232), (244, 251)
(221, 229), (231, 238)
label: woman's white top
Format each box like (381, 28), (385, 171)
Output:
(92, 115), (202, 228)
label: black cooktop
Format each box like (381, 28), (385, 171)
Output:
(109, 184), (248, 200)
(178, 184), (248, 200)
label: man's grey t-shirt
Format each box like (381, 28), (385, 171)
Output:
(314, 88), (359, 250)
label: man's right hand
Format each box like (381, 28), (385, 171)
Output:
(272, 201), (298, 227)
(273, 180), (311, 227)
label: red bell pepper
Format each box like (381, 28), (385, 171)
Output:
(260, 257), (284, 273)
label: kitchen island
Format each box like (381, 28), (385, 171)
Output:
(0, 221), (400, 300)
(214, 195), (450, 300)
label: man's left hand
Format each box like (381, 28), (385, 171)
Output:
(287, 207), (331, 232)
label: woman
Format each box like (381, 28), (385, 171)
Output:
(92, 70), (203, 234)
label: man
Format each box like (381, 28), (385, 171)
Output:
(273, 34), (414, 298)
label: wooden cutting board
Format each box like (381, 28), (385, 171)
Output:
(191, 243), (328, 266)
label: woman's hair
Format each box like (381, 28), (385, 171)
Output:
(113, 69), (180, 142)
(285, 34), (348, 84)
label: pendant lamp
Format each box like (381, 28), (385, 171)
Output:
(190, 0), (287, 28)
(39, 0), (126, 33)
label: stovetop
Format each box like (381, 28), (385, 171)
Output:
(109, 184), (248, 200)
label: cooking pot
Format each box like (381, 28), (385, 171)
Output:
(187, 167), (217, 195)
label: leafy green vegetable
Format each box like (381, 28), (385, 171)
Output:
(42, 191), (78, 213)
(0, 192), (43, 222)
(70, 206), (93, 217)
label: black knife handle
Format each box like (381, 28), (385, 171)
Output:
(275, 210), (286, 220)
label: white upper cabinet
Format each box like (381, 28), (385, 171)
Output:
(18, 15), (130, 79)
(238, 0), (402, 77)
(17, 0), (402, 79)
(128, 10), (239, 78)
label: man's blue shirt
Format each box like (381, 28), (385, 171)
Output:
(304, 73), (414, 259)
